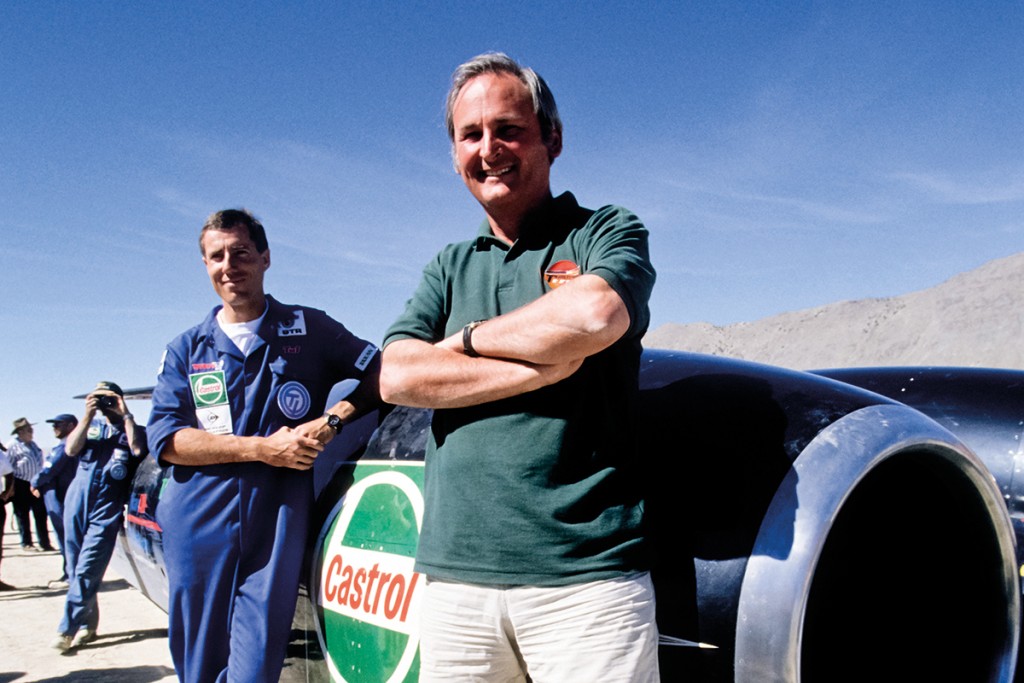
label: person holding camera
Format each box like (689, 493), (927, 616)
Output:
(51, 381), (147, 653)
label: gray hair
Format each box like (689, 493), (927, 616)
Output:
(444, 53), (562, 160)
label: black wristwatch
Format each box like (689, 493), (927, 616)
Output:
(324, 413), (343, 433)
(463, 320), (485, 358)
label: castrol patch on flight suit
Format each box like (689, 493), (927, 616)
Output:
(188, 370), (233, 435)
(314, 463), (425, 683)
(278, 310), (307, 337)
(278, 381), (312, 419)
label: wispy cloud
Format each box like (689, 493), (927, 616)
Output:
(273, 238), (422, 277)
(891, 170), (1024, 205)
(154, 187), (218, 222)
(655, 175), (889, 226)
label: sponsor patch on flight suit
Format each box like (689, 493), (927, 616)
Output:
(278, 310), (307, 337)
(277, 381), (312, 419)
(189, 370), (233, 435)
(355, 344), (377, 371)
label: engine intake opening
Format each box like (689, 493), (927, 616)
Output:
(802, 451), (1012, 682)
(735, 404), (1018, 683)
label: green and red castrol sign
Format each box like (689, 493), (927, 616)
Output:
(313, 462), (425, 682)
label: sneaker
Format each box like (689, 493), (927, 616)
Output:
(48, 578), (70, 590)
(72, 629), (97, 647)
(51, 634), (74, 652)
(0, 580), (17, 591)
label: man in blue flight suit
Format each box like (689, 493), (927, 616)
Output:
(32, 413), (80, 588)
(52, 382), (147, 652)
(147, 209), (381, 683)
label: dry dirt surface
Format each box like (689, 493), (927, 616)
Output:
(0, 523), (176, 683)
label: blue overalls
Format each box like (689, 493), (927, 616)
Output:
(32, 440), (78, 578)
(59, 420), (133, 636)
(147, 296), (377, 683)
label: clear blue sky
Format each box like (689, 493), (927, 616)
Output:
(2, 2), (1022, 449)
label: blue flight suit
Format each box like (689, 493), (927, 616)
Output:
(147, 295), (378, 683)
(60, 419), (135, 636)
(32, 440), (78, 577)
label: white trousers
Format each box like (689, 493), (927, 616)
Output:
(419, 572), (660, 682)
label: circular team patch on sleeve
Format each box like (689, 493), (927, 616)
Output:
(278, 381), (312, 419)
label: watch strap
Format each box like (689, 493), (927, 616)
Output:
(324, 412), (343, 433)
(463, 320), (484, 358)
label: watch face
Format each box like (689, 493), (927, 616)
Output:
(326, 414), (342, 431)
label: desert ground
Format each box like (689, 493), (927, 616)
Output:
(0, 521), (176, 683)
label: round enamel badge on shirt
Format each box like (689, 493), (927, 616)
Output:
(278, 381), (312, 419)
(544, 259), (581, 289)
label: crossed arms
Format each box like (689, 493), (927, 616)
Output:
(380, 274), (629, 409)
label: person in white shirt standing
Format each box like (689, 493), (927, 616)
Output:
(7, 418), (53, 551)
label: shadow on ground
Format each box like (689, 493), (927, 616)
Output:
(0, 578), (132, 603)
(9, 666), (176, 682)
(57, 628), (170, 654)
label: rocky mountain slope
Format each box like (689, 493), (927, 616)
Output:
(644, 252), (1024, 370)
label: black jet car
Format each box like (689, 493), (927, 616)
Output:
(111, 350), (1024, 682)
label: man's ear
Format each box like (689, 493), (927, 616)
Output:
(262, 249), (271, 270)
(546, 130), (562, 164)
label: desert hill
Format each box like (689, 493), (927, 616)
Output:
(644, 251), (1024, 370)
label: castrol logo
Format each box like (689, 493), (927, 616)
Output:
(322, 548), (419, 628)
(314, 464), (425, 683)
(196, 380), (221, 396)
(188, 371), (228, 407)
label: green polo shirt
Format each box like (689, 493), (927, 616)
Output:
(384, 192), (656, 586)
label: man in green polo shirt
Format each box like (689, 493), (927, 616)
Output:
(381, 52), (658, 681)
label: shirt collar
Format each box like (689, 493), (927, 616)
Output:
(473, 192), (579, 250)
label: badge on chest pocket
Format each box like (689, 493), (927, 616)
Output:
(189, 370), (233, 435)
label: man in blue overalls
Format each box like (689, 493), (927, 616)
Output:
(32, 413), (80, 588)
(52, 382), (147, 652)
(147, 209), (381, 683)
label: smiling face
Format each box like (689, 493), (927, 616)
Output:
(201, 226), (270, 322)
(451, 72), (561, 240)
